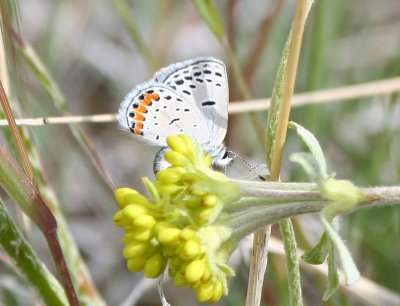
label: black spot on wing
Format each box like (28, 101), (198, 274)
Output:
(202, 101), (216, 106)
(169, 118), (180, 125)
(175, 79), (184, 85)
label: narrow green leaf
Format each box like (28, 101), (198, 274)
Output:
(192, 0), (224, 40)
(289, 121), (327, 180)
(265, 0), (314, 168)
(279, 218), (303, 306)
(323, 238), (339, 300)
(321, 217), (360, 285)
(0, 201), (68, 306)
(301, 231), (329, 264)
(290, 152), (324, 182)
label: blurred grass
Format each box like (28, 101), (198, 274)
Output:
(1, 0), (400, 305)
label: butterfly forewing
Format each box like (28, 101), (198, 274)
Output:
(153, 57), (229, 146)
(119, 82), (210, 146)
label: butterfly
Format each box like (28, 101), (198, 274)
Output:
(118, 57), (234, 173)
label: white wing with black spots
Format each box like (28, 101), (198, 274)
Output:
(152, 57), (229, 146)
(119, 82), (210, 146)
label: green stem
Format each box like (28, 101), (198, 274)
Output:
(0, 200), (68, 306)
(234, 180), (318, 191)
(280, 219), (303, 306)
(224, 200), (326, 244)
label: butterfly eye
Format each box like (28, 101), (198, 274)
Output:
(222, 151), (229, 159)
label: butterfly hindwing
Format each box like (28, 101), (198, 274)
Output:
(119, 82), (210, 146)
(153, 57), (229, 146)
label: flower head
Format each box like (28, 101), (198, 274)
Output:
(113, 135), (241, 302)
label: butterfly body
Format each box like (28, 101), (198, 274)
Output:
(119, 57), (233, 172)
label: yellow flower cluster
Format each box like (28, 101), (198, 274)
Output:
(113, 135), (241, 303)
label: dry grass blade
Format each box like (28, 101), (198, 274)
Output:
(0, 81), (34, 183)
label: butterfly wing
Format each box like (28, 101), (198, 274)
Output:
(119, 82), (210, 146)
(153, 57), (229, 146)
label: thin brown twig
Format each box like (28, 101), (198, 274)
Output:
(1, 76), (398, 126)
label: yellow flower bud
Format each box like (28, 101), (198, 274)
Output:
(196, 282), (214, 302)
(184, 197), (201, 209)
(124, 192), (152, 207)
(123, 204), (148, 220)
(164, 151), (190, 167)
(114, 188), (138, 208)
(183, 239), (202, 258)
(127, 257), (146, 272)
(143, 252), (167, 278)
(181, 172), (203, 184)
(154, 181), (182, 194)
(180, 134), (194, 150)
(113, 210), (126, 227)
(196, 208), (214, 223)
(173, 271), (187, 287)
(201, 194), (218, 207)
(201, 266), (211, 282)
(123, 242), (148, 258)
(167, 135), (189, 155)
(209, 280), (224, 303)
(185, 259), (206, 284)
(133, 214), (156, 229)
(179, 228), (195, 240)
(133, 229), (153, 242)
(156, 167), (185, 183)
(157, 227), (181, 245)
(122, 231), (136, 244)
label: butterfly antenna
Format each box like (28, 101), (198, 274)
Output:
(229, 151), (266, 181)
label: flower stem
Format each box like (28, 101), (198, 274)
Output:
(225, 200), (326, 238)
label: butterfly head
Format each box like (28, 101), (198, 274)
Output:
(205, 144), (235, 168)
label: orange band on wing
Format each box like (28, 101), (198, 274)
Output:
(133, 112), (145, 121)
(141, 93), (160, 106)
(133, 121), (144, 135)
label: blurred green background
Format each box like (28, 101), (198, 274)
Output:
(0, 0), (399, 305)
